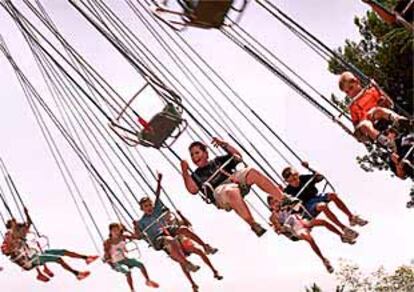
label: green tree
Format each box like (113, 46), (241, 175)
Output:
(336, 259), (414, 291)
(305, 283), (323, 292)
(306, 260), (414, 291)
(305, 283), (345, 292)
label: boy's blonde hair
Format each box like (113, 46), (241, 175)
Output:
(338, 71), (359, 91)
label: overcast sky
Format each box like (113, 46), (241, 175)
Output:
(0, 1), (413, 292)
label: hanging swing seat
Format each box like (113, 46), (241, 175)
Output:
(152, 0), (248, 31)
(184, 0), (234, 28)
(137, 210), (181, 250)
(110, 103), (187, 148)
(109, 83), (188, 149)
(394, 0), (414, 22)
(26, 232), (50, 251)
(139, 103), (187, 148)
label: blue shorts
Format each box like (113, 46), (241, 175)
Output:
(304, 194), (330, 217)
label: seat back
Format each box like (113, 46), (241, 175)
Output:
(395, 0), (414, 22)
(140, 103), (184, 148)
(192, 0), (233, 28)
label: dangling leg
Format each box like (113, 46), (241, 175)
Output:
(111, 261), (136, 292)
(315, 203), (346, 231)
(125, 259), (159, 288)
(35, 266), (50, 282)
(126, 271), (135, 292)
(227, 189), (255, 225)
(327, 193), (368, 227)
(56, 258), (90, 280)
(314, 203), (358, 242)
(244, 168), (284, 200)
(186, 245), (223, 280)
(176, 226), (218, 254)
(356, 119), (397, 149)
(300, 232), (333, 273)
(60, 249), (98, 264)
(371, 107), (412, 131)
(163, 237), (199, 273)
(180, 264), (199, 292)
(42, 264), (54, 278)
(327, 193), (353, 218)
(309, 218), (356, 245)
(309, 219), (342, 237)
(39, 250), (90, 280)
(224, 189), (266, 236)
(358, 121), (382, 141)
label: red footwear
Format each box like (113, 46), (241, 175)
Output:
(85, 255), (99, 265)
(76, 271), (91, 281)
(145, 280), (160, 288)
(43, 266), (54, 278)
(36, 273), (50, 282)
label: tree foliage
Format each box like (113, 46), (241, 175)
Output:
(306, 260), (414, 291)
(336, 259), (414, 292)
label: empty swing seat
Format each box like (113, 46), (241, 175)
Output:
(139, 103), (187, 148)
(189, 0), (233, 28)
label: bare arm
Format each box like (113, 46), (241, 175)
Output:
(269, 213), (283, 234)
(314, 173), (325, 183)
(180, 160), (199, 194)
(132, 221), (145, 240)
(177, 210), (192, 227)
(123, 234), (138, 241)
(123, 226), (140, 240)
(301, 161), (324, 182)
(212, 137), (242, 160)
(154, 172), (163, 201)
(103, 240), (111, 262)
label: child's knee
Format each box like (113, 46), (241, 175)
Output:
(178, 226), (191, 234)
(357, 120), (373, 132)
(316, 203), (328, 212)
(246, 168), (260, 179)
(133, 260), (144, 270)
(301, 233), (312, 242)
(327, 193), (337, 200)
(227, 189), (241, 203)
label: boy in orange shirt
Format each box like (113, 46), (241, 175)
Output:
(339, 71), (411, 147)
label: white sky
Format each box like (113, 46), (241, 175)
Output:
(0, 1), (413, 292)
